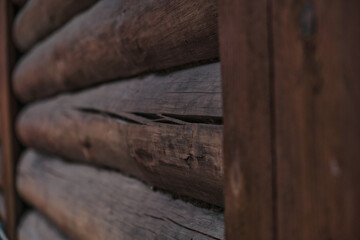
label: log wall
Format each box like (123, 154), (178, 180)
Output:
(17, 62), (224, 206)
(14, 0), (99, 51)
(17, 150), (225, 240)
(13, 0), (219, 102)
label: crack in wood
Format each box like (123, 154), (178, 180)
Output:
(165, 217), (221, 240)
(76, 107), (143, 125)
(77, 108), (223, 126)
(161, 113), (223, 125)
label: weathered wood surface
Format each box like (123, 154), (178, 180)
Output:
(17, 63), (224, 206)
(18, 150), (225, 240)
(272, 1), (360, 239)
(19, 211), (68, 240)
(0, 0), (21, 238)
(13, 0), (219, 102)
(219, 0), (273, 239)
(13, 0), (99, 52)
(0, 192), (5, 220)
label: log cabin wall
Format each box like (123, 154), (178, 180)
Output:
(4, 0), (225, 239)
(0, 0), (359, 240)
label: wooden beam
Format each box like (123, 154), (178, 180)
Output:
(17, 63), (224, 206)
(17, 150), (225, 240)
(0, 0), (21, 239)
(13, 0), (219, 102)
(13, 0), (99, 51)
(19, 211), (68, 240)
(218, 0), (274, 239)
(272, 0), (360, 239)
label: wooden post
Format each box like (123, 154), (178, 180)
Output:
(219, 0), (274, 239)
(0, 0), (20, 239)
(220, 0), (360, 239)
(272, 1), (360, 239)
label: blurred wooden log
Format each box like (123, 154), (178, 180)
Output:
(17, 63), (224, 206)
(18, 150), (225, 240)
(13, 0), (219, 102)
(19, 211), (68, 240)
(0, 192), (4, 220)
(12, 0), (27, 7)
(13, 0), (99, 51)
(0, 149), (2, 188)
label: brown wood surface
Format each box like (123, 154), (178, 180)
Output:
(17, 63), (223, 206)
(18, 150), (225, 240)
(219, 0), (274, 239)
(272, 1), (360, 239)
(0, 149), (3, 188)
(12, 0), (26, 7)
(0, 192), (5, 221)
(13, 0), (219, 102)
(0, 0), (20, 238)
(13, 0), (99, 52)
(18, 211), (68, 240)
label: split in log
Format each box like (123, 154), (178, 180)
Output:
(17, 150), (225, 240)
(17, 63), (224, 206)
(0, 192), (4, 220)
(19, 211), (68, 240)
(13, 0), (99, 52)
(13, 0), (219, 102)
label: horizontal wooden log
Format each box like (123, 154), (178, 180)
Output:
(13, 0), (219, 102)
(17, 63), (223, 206)
(0, 192), (4, 220)
(13, 0), (99, 52)
(18, 150), (225, 240)
(19, 211), (68, 240)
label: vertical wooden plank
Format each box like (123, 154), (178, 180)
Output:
(0, 0), (20, 239)
(272, 0), (360, 239)
(219, 0), (274, 239)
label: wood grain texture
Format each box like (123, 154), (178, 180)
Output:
(272, 1), (360, 239)
(19, 211), (68, 240)
(0, 0), (21, 238)
(13, 0), (99, 52)
(13, 0), (219, 102)
(17, 63), (224, 206)
(17, 150), (225, 240)
(218, 0), (273, 239)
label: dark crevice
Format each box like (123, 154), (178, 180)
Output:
(77, 108), (223, 126)
(76, 107), (143, 125)
(267, 0), (278, 240)
(153, 119), (182, 125)
(161, 113), (223, 125)
(131, 112), (161, 120)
